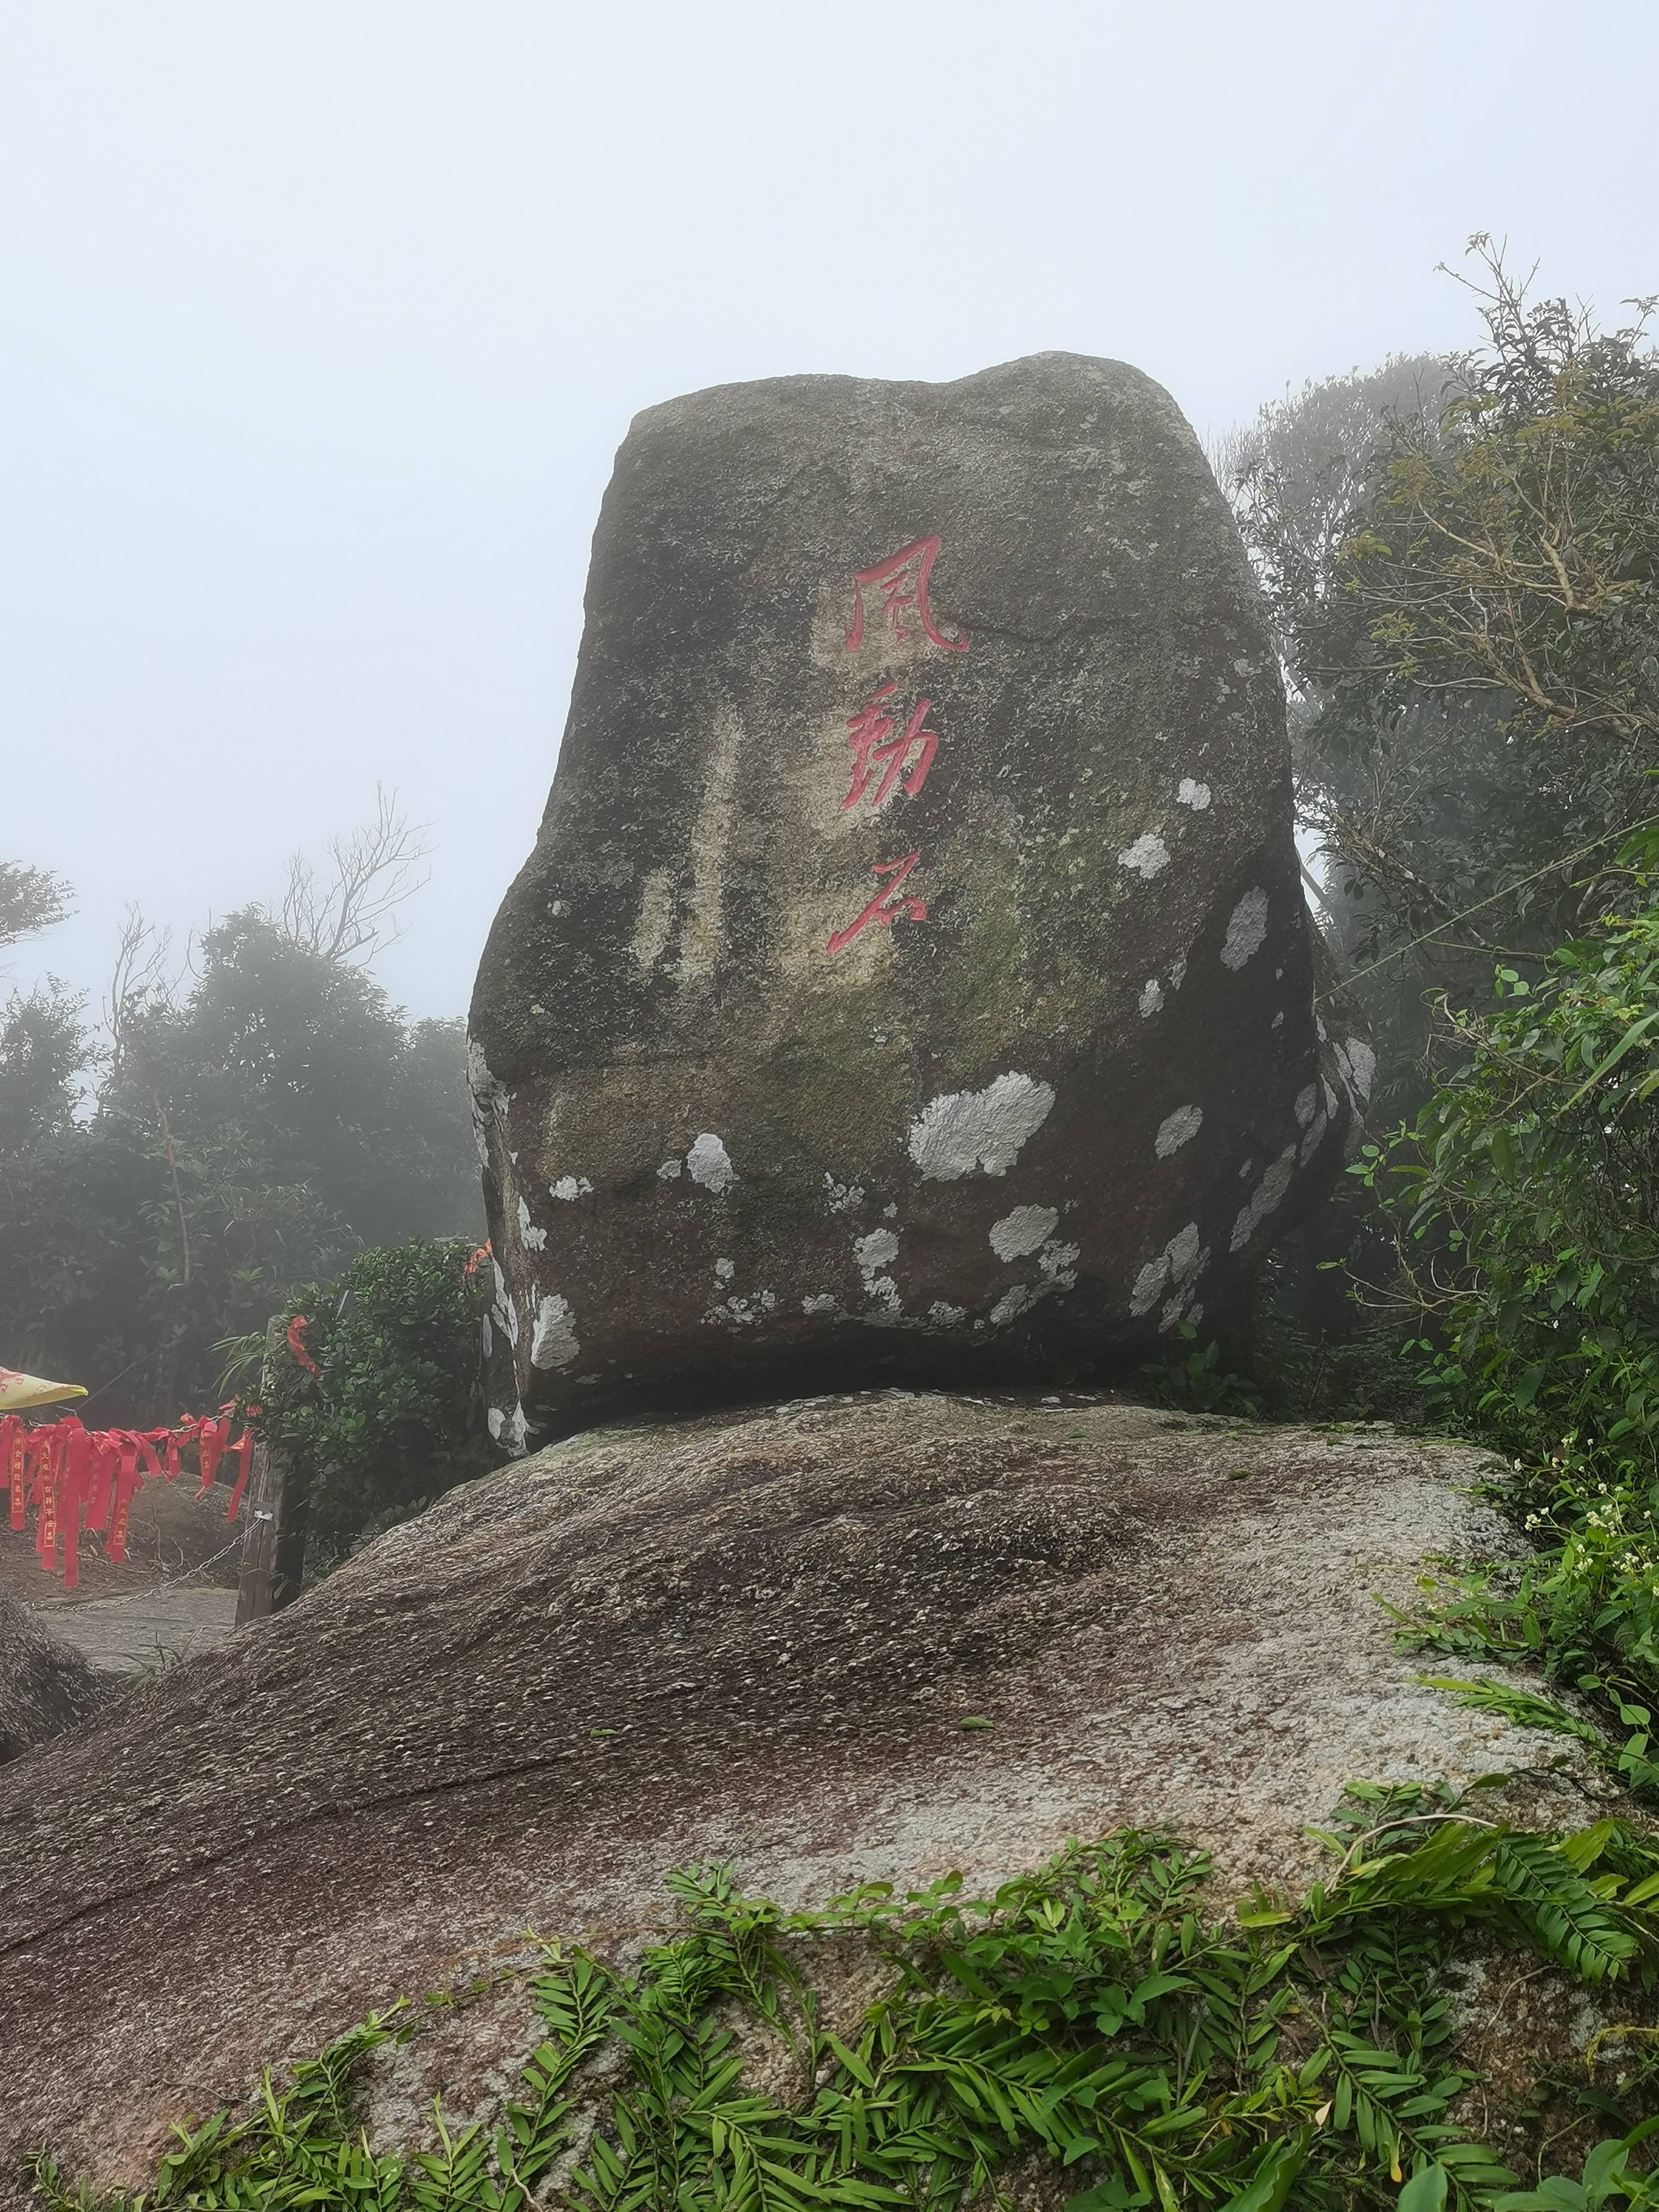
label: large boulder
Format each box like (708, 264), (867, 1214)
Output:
(0, 1587), (111, 1763)
(0, 1391), (1582, 2196)
(469, 353), (1369, 1445)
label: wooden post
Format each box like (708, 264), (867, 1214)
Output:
(234, 1317), (308, 1625)
(272, 1457), (311, 1612)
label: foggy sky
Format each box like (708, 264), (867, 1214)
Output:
(4, 0), (1656, 1028)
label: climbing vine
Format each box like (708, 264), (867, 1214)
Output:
(31, 1799), (1659, 2211)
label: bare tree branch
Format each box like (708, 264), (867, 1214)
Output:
(278, 787), (431, 966)
(102, 905), (176, 1079)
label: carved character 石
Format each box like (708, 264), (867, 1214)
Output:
(825, 851), (927, 957)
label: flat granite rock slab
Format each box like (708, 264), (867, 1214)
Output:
(0, 1393), (1577, 2199)
(27, 1587), (240, 1678)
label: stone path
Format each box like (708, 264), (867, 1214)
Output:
(30, 1587), (240, 1678)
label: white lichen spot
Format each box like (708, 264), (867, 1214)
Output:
(908, 1071), (1056, 1180)
(927, 1301), (967, 1325)
(704, 1296), (758, 1329)
(824, 1174), (865, 1214)
(854, 1228), (901, 1275)
(1221, 888), (1270, 970)
(989, 1204), (1059, 1262)
(1139, 978), (1165, 1019)
(852, 1224), (902, 1314)
(1038, 1239), (1080, 1287)
(1168, 954), (1188, 990)
(657, 1157), (683, 1180)
(481, 1312), (493, 1358)
(466, 1036), (510, 1168)
(1298, 1111), (1328, 1166)
(487, 1402), (528, 1455)
(517, 1195), (547, 1252)
(686, 1133), (737, 1193)
(1344, 1037), (1377, 1104)
(714, 1258), (735, 1281)
(550, 1176), (594, 1202)
(1230, 1145), (1298, 1252)
(1177, 779), (1212, 810)
(529, 1293), (579, 1370)
(490, 1262), (519, 1351)
(1118, 832), (1170, 880)
(802, 1293), (839, 1316)
(989, 1283), (1036, 1325)
(1270, 1010), (1285, 1030)
(1130, 1222), (1207, 1317)
(882, 1202), (898, 1219)
(1293, 1083), (1319, 1130)
(1154, 1106), (1203, 1158)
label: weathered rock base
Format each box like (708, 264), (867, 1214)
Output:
(0, 1392), (1618, 2196)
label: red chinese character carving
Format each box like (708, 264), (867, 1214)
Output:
(825, 851), (927, 957)
(842, 683), (938, 811)
(844, 535), (967, 654)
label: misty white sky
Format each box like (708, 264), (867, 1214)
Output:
(4, 0), (1656, 1027)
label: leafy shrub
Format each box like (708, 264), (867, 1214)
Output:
(250, 1238), (493, 1571)
(1360, 888), (1659, 1480)
(1358, 883), (1659, 1776)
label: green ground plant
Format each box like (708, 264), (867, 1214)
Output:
(30, 1806), (1659, 2212)
(233, 1236), (493, 1571)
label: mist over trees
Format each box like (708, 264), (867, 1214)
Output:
(1221, 240), (1659, 1119)
(0, 807), (481, 1425)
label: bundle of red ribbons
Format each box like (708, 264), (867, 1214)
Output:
(0, 1410), (255, 1591)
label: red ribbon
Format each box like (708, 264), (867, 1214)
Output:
(286, 1316), (320, 1377)
(2, 1408), (255, 1588)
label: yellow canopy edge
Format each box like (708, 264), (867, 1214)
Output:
(0, 1367), (88, 1412)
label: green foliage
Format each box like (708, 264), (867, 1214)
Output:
(0, 907), (481, 1424)
(1228, 242), (1659, 1121)
(34, 1812), (1659, 2212)
(1142, 1324), (1262, 1418)
(253, 1238), (492, 1567)
(1357, 891), (1659, 1478)
(0, 857), (71, 951)
(1338, 251), (1659, 759)
(1351, 889), (1659, 1784)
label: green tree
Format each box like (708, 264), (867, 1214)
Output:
(1362, 886), (1659, 1470)
(0, 815), (481, 1423)
(0, 859), (70, 953)
(1229, 243), (1659, 1117)
(252, 1238), (492, 1576)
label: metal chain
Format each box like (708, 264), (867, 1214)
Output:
(59, 1524), (249, 1608)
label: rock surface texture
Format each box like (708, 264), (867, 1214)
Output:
(0, 1393), (1580, 2196)
(469, 353), (1370, 1443)
(0, 1587), (111, 1763)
